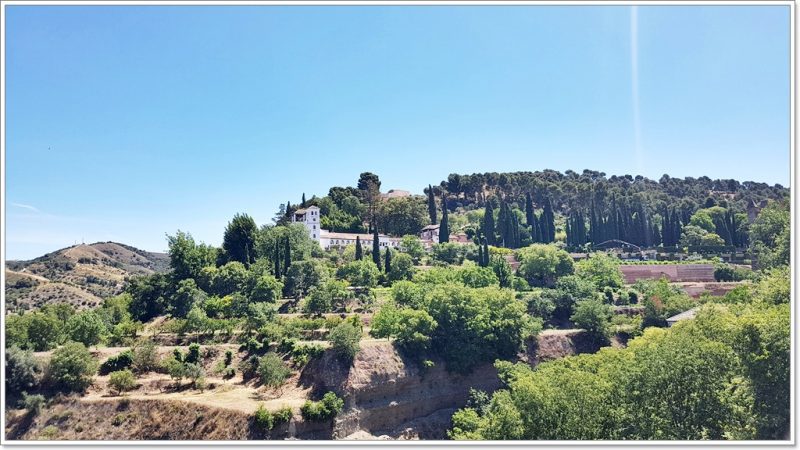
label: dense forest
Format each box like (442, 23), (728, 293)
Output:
(280, 170), (787, 252)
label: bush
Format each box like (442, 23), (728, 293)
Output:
(427, 284), (536, 373)
(574, 253), (623, 290)
(254, 404), (293, 432)
(27, 312), (63, 352)
(6, 346), (43, 394)
(185, 343), (201, 364)
(108, 369), (137, 395)
(570, 299), (612, 344)
(458, 265), (499, 288)
(65, 311), (106, 347)
(131, 339), (158, 373)
(524, 292), (555, 324)
(516, 244), (574, 287)
(99, 350), (134, 375)
(387, 252), (416, 282)
(272, 406), (293, 424)
(713, 264), (751, 282)
(185, 363), (205, 387)
(328, 322), (361, 363)
(224, 350), (234, 366)
(253, 404), (274, 430)
(238, 355), (260, 381)
(21, 392), (45, 414)
(301, 392), (345, 421)
(164, 357), (187, 385)
(336, 260), (380, 288)
(289, 343), (325, 367)
(47, 341), (97, 392)
(257, 353), (292, 389)
(370, 305), (437, 353)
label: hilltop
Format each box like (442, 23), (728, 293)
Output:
(5, 242), (169, 313)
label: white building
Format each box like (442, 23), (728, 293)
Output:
(320, 230), (401, 250)
(291, 206), (321, 241)
(292, 205), (402, 250)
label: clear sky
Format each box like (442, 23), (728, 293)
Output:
(5, 5), (791, 260)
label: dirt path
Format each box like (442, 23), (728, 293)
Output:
(82, 372), (311, 414)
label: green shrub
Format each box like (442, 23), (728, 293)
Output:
(185, 363), (205, 387)
(131, 340), (158, 373)
(163, 357), (186, 385)
(108, 369), (137, 395)
(570, 299), (612, 344)
(6, 346), (43, 394)
(257, 353), (292, 388)
(47, 341), (98, 392)
(328, 321), (361, 363)
(253, 404), (274, 430)
(224, 350), (233, 366)
(21, 392), (45, 414)
(185, 343), (201, 364)
(238, 355), (260, 381)
(39, 425), (59, 439)
(289, 343), (325, 367)
(99, 350), (133, 375)
(300, 392), (345, 421)
(272, 406), (293, 424)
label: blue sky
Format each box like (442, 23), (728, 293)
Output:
(5, 5), (791, 259)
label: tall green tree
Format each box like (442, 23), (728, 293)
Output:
(167, 231), (217, 281)
(355, 236), (363, 260)
(525, 193), (535, 229)
(373, 227), (382, 270)
(384, 248), (392, 274)
(427, 184), (437, 225)
(482, 202), (496, 246)
(273, 241), (281, 278)
(439, 192), (450, 243)
(222, 213), (258, 266)
(283, 236), (291, 276)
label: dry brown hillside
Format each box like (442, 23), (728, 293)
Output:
(5, 242), (169, 313)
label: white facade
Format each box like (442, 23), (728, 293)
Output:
(291, 205), (403, 250)
(319, 231), (402, 251)
(291, 206), (321, 242)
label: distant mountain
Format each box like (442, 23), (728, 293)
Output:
(5, 242), (170, 313)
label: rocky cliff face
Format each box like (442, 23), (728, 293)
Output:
(299, 331), (597, 440)
(301, 342), (500, 440)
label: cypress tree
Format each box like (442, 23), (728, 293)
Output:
(590, 202), (597, 244)
(439, 193), (450, 243)
(543, 197), (555, 243)
(427, 184), (437, 225)
(512, 211), (521, 248)
(483, 239), (490, 267)
(497, 202), (508, 247)
(285, 201), (292, 218)
(274, 241), (281, 277)
(301, 193), (306, 208)
(384, 248), (392, 274)
(373, 228), (382, 269)
(566, 217), (573, 247)
(525, 193), (535, 229)
(671, 210), (682, 247)
(477, 242), (484, 267)
(283, 236), (291, 275)
(482, 202), (495, 246)
(652, 223), (662, 246)
(355, 236), (363, 260)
